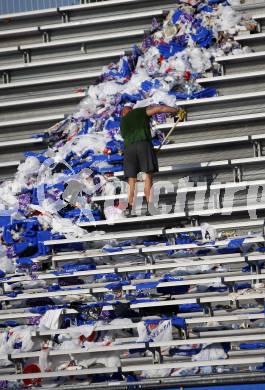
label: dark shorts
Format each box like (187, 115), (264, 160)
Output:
(123, 140), (159, 178)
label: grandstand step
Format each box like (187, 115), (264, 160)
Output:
(197, 70), (265, 96)
(49, 236), (262, 263)
(178, 90), (265, 120)
(45, 210), (265, 239)
(155, 113), (265, 159)
(0, 29), (144, 67)
(0, 71), (100, 101)
(0, 0), (177, 32)
(0, 92), (83, 123)
(235, 32), (265, 51)
(92, 178), (265, 205)
(216, 50), (265, 75)
(38, 11), (160, 43)
(0, 91), (83, 108)
(0, 113), (64, 130)
(0, 50), (123, 84)
(0, 160), (19, 168)
(0, 2), (176, 48)
(114, 155), (265, 186)
(0, 137), (43, 148)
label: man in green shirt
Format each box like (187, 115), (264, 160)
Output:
(120, 104), (181, 217)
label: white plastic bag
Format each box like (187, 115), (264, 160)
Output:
(39, 309), (63, 330)
(104, 206), (124, 221)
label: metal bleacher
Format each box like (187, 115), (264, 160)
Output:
(2, 0), (265, 389)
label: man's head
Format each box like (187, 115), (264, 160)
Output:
(121, 103), (133, 117)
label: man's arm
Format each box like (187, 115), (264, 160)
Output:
(146, 105), (178, 117)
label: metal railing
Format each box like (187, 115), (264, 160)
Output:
(0, 0), (107, 15)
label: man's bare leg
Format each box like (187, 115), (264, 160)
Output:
(124, 177), (137, 217)
(144, 173), (153, 215)
(128, 177), (137, 206)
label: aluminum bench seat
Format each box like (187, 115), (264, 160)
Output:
(6, 331), (265, 361)
(0, 137), (43, 147)
(0, 0), (133, 21)
(122, 356), (265, 373)
(39, 10), (163, 34)
(37, 313), (265, 338)
(92, 178), (265, 204)
(3, 322), (265, 358)
(234, 32), (265, 51)
(0, 357), (264, 384)
(177, 90), (265, 120)
(0, 70), (100, 89)
(0, 50), (124, 72)
(216, 51), (265, 75)
(178, 90), (265, 107)
(158, 135), (249, 150)
(112, 155), (265, 182)
(197, 70), (265, 95)
(0, 46), (18, 55)
(49, 245), (198, 264)
(4, 251), (261, 291)
(198, 328), (265, 338)
(45, 236), (264, 262)
(0, 312), (40, 321)
(158, 111), (265, 130)
(0, 29), (144, 68)
(0, 0), (174, 27)
(21, 29), (145, 52)
(1, 263), (264, 310)
(0, 113), (64, 129)
(0, 9), (164, 48)
(0, 7), (60, 22)
(0, 50), (123, 86)
(0, 135), (254, 170)
(0, 306), (261, 327)
(0, 92), (84, 108)
(0, 110), (264, 142)
(119, 272), (265, 295)
(0, 121), (257, 160)
(0, 367), (118, 382)
(0, 160), (20, 168)
(36, 317), (265, 338)
(0, 305), (262, 327)
(2, 267), (260, 298)
(0, 26), (40, 39)
(129, 291), (265, 310)
(48, 224), (265, 263)
(235, 32), (265, 43)
(198, 70), (265, 85)
(0, 308), (76, 322)
(156, 112), (265, 148)
(186, 311), (265, 325)
(0, 71), (101, 103)
(52, 215), (265, 244)
(60, 0), (175, 14)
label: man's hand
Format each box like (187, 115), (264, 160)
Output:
(177, 108), (186, 122)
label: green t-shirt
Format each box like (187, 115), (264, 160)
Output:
(120, 107), (151, 148)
